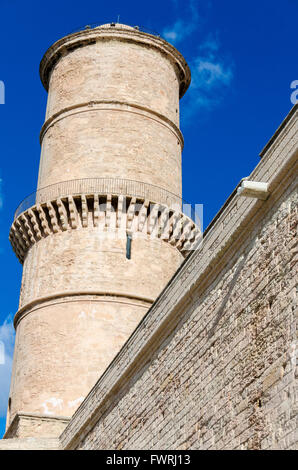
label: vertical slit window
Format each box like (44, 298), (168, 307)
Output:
(126, 232), (132, 259)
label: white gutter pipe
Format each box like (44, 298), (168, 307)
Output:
(237, 179), (269, 200)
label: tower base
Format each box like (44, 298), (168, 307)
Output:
(0, 437), (60, 451)
(4, 412), (69, 439)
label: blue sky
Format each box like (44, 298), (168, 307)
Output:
(0, 0), (297, 438)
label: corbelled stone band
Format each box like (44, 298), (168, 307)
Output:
(10, 192), (201, 263)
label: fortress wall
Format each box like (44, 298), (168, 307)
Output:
(0, 438), (60, 451)
(60, 106), (297, 450)
(6, 24), (192, 436)
(38, 109), (182, 194)
(18, 229), (181, 309)
(37, 28), (188, 193)
(44, 39), (180, 125)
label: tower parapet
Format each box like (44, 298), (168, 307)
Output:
(6, 23), (197, 438)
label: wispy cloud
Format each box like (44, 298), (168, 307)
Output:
(0, 316), (15, 418)
(187, 37), (234, 112)
(162, 0), (200, 45)
(162, 3), (234, 119)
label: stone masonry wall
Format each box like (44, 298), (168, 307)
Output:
(60, 106), (297, 450)
(4, 413), (69, 439)
(76, 177), (297, 450)
(0, 438), (60, 451)
(6, 24), (192, 436)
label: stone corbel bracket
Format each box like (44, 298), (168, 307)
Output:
(9, 194), (201, 263)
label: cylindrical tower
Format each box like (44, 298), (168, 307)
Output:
(7, 23), (198, 438)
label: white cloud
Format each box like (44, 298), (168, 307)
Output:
(191, 44), (233, 93)
(183, 37), (234, 118)
(0, 316), (15, 418)
(162, 3), (234, 117)
(162, 0), (200, 44)
(163, 19), (196, 44)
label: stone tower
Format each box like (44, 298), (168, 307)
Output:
(7, 23), (198, 438)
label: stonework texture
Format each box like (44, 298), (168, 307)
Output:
(60, 106), (297, 450)
(2, 22), (297, 450)
(38, 26), (188, 193)
(5, 23), (194, 438)
(4, 413), (69, 440)
(0, 438), (60, 451)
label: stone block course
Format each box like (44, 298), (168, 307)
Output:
(60, 106), (297, 450)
